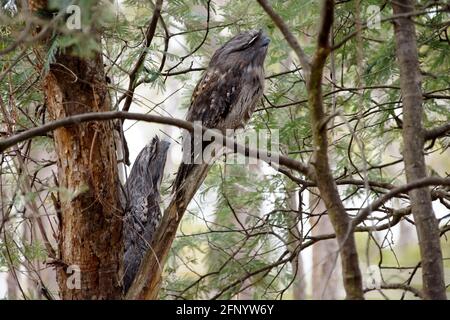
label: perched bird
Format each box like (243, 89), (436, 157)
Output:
(123, 30), (269, 291)
(173, 29), (270, 193)
(123, 136), (170, 292)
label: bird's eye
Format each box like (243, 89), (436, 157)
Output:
(230, 33), (259, 53)
(247, 35), (259, 46)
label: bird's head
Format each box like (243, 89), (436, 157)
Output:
(209, 29), (270, 69)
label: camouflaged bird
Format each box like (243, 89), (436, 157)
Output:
(173, 29), (270, 192)
(123, 137), (170, 291)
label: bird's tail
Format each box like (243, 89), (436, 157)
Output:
(172, 130), (208, 194)
(172, 162), (196, 193)
(172, 129), (225, 197)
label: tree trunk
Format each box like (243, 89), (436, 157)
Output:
(392, 0), (446, 300)
(307, 0), (364, 300)
(43, 50), (123, 299)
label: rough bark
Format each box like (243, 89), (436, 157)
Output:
(392, 0), (447, 300)
(27, 0), (123, 300)
(44, 51), (123, 299)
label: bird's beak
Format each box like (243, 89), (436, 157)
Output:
(261, 36), (270, 47)
(258, 30), (270, 47)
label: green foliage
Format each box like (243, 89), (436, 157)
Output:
(0, 230), (47, 271)
(1, 0), (449, 299)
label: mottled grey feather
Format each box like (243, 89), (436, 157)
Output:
(123, 136), (170, 292)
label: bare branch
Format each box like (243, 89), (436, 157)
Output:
(353, 176), (450, 228)
(424, 122), (450, 140)
(121, 0), (164, 113)
(0, 111), (310, 175)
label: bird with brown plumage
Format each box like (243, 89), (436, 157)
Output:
(173, 29), (270, 194)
